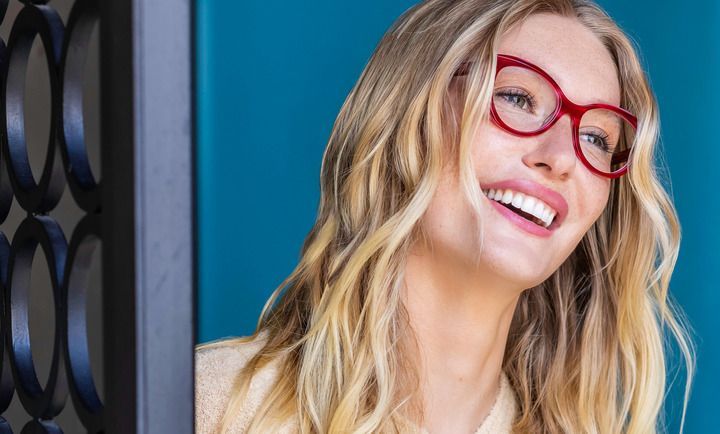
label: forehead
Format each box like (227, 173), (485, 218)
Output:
(497, 13), (621, 107)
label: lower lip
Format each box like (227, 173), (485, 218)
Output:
(487, 199), (554, 238)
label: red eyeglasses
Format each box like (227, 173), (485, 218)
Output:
(455, 54), (637, 178)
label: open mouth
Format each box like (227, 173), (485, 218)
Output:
(497, 201), (548, 227)
(482, 188), (558, 229)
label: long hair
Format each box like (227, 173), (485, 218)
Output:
(197, 0), (695, 432)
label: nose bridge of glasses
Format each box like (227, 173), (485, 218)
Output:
(556, 88), (588, 120)
(549, 95), (592, 145)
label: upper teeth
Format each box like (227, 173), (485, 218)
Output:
(482, 188), (557, 228)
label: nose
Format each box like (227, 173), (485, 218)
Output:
(521, 113), (577, 179)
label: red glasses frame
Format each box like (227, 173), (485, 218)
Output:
(457, 54), (637, 178)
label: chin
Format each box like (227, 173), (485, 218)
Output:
(476, 243), (556, 290)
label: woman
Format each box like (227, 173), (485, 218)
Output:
(196, 0), (695, 432)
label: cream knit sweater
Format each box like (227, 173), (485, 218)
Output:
(195, 331), (518, 433)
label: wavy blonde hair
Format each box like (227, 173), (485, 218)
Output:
(197, 0), (695, 432)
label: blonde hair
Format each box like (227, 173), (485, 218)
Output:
(197, 0), (695, 432)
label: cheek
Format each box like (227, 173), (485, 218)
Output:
(577, 178), (611, 227)
(561, 178), (611, 255)
(470, 123), (515, 171)
(418, 166), (480, 263)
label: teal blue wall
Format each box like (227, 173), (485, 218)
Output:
(196, 1), (718, 431)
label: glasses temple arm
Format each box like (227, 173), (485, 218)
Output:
(611, 149), (631, 166)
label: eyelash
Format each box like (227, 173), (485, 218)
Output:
(496, 88), (537, 111)
(581, 129), (612, 151)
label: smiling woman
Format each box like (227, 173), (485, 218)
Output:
(195, 1), (695, 433)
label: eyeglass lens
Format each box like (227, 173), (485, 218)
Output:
(493, 65), (635, 174)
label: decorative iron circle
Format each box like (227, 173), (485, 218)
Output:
(59, 0), (101, 213)
(62, 214), (103, 431)
(0, 416), (12, 434)
(1, 5), (66, 213)
(19, 419), (61, 434)
(0, 37), (15, 225)
(0, 232), (14, 414)
(5, 216), (68, 419)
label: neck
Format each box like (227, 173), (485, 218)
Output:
(399, 242), (521, 432)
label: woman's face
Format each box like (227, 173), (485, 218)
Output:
(419, 13), (621, 290)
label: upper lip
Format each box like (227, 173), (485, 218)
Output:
(481, 178), (569, 227)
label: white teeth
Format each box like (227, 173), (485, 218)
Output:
(531, 200), (544, 217)
(511, 194), (523, 209)
(482, 188), (558, 228)
(521, 197), (537, 214)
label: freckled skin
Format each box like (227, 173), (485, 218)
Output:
(421, 13), (618, 290)
(403, 14), (624, 433)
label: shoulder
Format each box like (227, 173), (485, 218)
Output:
(195, 330), (280, 434)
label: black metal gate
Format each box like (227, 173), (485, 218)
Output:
(0, 0), (194, 432)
